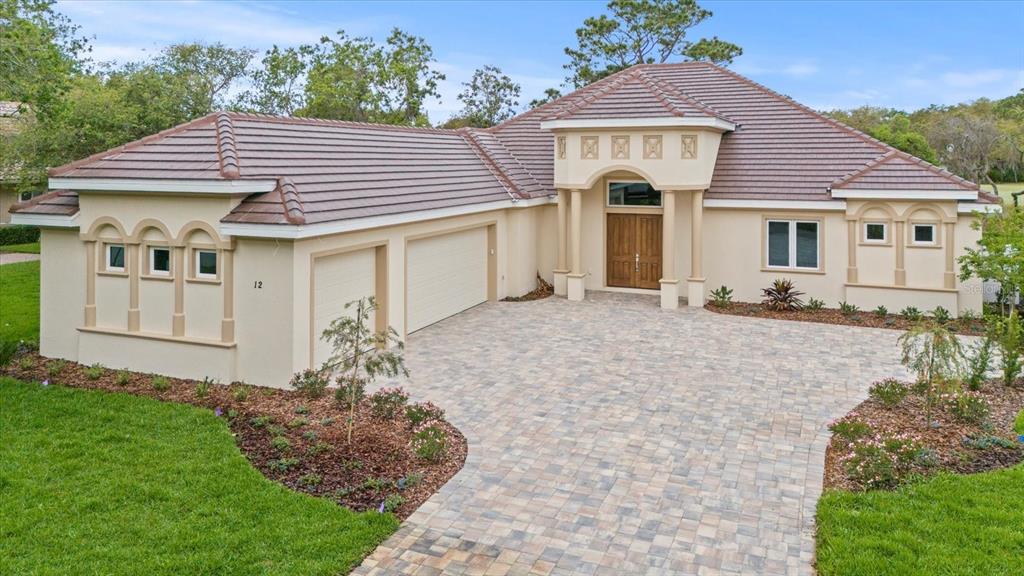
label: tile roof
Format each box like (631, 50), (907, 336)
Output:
(9, 189), (79, 216)
(17, 62), (985, 224)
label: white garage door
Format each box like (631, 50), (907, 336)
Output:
(313, 249), (375, 366)
(407, 227), (488, 333)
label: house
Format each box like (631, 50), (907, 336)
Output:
(10, 62), (999, 388)
(0, 101), (34, 224)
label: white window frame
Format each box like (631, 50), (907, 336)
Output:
(105, 243), (126, 272)
(911, 223), (937, 246)
(194, 249), (218, 279)
(148, 246), (172, 276)
(766, 219), (820, 270)
(863, 221), (888, 244)
(607, 181), (662, 208)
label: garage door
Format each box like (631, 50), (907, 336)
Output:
(313, 249), (375, 366)
(407, 227), (488, 333)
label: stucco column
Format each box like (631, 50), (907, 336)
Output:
(84, 241), (97, 327)
(660, 190), (679, 309)
(553, 189), (569, 296)
(171, 247), (185, 336)
(221, 250), (235, 343)
(944, 222), (956, 289)
(847, 219), (859, 284)
(687, 190), (705, 307)
(567, 188), (585, 301)
(127, 243), (140, 331)
(894, 221), (906, 286)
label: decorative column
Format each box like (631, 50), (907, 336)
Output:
(553, 189), (569, 296)
(84, 241), (97, 327)
(687, 190), (705, 307)
(127, 243), (140, 331)
(944, 222), (956, 289)
(566, 189), (585, 301)
(894, 220), (906, 286)
(221, 250), (235, 343)
(847, 219), (859, 283)
(660, 190), (679, 309)
(172, 246), (185, 336)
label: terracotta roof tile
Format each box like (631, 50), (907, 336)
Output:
(8, 189), (79, 216)
(831, 150), (979, 191)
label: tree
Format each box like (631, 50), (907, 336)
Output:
(154, 42), (255, 118)
(868, 115), (938, 164)
(927, 112), (1006, 192)
(236, 45), (312, 116)
(374, 28), (445, 126)
(301, 32), (380, 121)
(529, 88), (563, 109)
(443, 65), (520, 128)
(320, 297), (407, 444)
(898, 322), (964, 428)
(959, 206), (1024, 315)
(564, 0), (741, 88)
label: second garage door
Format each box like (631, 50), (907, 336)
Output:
(407, 227), (488, 333)
(313, 248), (375, 366)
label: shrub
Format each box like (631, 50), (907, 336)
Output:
(0, 225), (40, 246)
(962, 435), (1016, 450)
(294, 405), (310, 415)
(0, 341), (18, 367)
(298, 473), (322, 487)
(362, 477), (391, 492)
(989, 309), (1022, 386)
(194, 377), (214, 398)
(874, 305), (888, 317)
(84, 363), (104, 380)
(948, 392), (990, 425)
(840, 433), (921, 490)
(914, 447), (940, 468)
(301, 429), (317, 441)
(334, 378), (366, 410)
(381, 493), (404, 513)
(114, 369), (131, 386)
(829, 419), (873, 443)
(1014, 409), (1024, 435)
(307, 442), (332, 456)
(960, 309), (979, 322)
(901, 306), (923, 321)
(266, 424), (286, 437)
(964, 337), (994, 391)
(397, 472), (424, 490)
(46, 359), (66, 377)
(250, 415), (272, 428)
(412, 425), (447, 462)
(899, 322), (965, 427)
(369, 387), (409, 420)
(268, 457), (300, 472)
(838, 301), (859, 316)
(931, 306), (952, 324)
(709, 285), (733, 307)
(406, 401), (445, 428)
(18, 357), (34, 371)
(231, 383), (250, 402)
(289, 368), (329, 399)
(151, 375), (170, 391)
(270, 435), (291, 452)
(761, 279), (804, 311)
(286, 417), (308, 429)
(805, 298), (825, 311)
(868, 378), (909, 408)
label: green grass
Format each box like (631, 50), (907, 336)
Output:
(0, 378), (397, 576)
(0, 242), (40, 254)
(1015, 410), (1024, 435)
(982, 182), (1024, 205)
(0, 260), (39, 343)
(816, 465), (1024, 575)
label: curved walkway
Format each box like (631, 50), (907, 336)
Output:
(355, 292), (907, 575)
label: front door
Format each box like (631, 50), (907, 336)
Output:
(607, 213), (662, 289)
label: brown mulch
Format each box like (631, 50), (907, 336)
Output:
(824, 380), (1024, 491)
(2, 352), (467, 520)
(502, 274), (553, 302)
(708, 301), (986, 336)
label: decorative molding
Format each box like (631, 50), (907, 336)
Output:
(581, 136), (599, 160)
(681, 134), (698, 159)
(10, 212), (79, 227)
(611, 136), (630, 159)
(958, 202), (1001, 214)
(642, 135), (663, 159)
(556, 136), (566, 160)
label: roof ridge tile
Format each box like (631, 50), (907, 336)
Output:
(458, 128), (522, 200)
(275, 177), (306, 224)
(215, 112), (241, 179)
(634, 68), (734, 123)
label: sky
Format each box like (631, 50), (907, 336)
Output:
(56, 0), (1024, 122)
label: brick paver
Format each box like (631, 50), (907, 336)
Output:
(354, 292), (907, 575)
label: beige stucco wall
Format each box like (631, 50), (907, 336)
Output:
(233, 238), (295, 386)
(38, 229), (84, 358)
(0, 186), (17, 225)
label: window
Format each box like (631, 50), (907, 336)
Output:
(912, 223), (936, 245)
(106, 244), (126, 271)
(608, 182), (661, 207)
(864, 222), (888, 243)
(149, 247), (171, 276)
(766, 220), (819, 270)
(195, 249), (218, 279)
(19, 191), (35, 202)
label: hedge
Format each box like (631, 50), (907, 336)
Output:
(0, 225), (40, 246)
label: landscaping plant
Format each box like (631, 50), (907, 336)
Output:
(964, 336), (994, 391)
(898, 322), (965, 427)
(989, 309), (1022, 386)
(368, 387), (409, 420)
(321, 297), (408, 444)
(838, 301), (859, 316)
(709, 285), (733, 307)
(289, 368), (330, 399)
(84, 363), (104, 380)
(874, 305), (888, 317)
(411, 425), (447, 462)
(958, 206), (1023, 316)
(900, 306), (923, 321)
(867, 378), (909, 408)
(931, 306), (951, 324)
(948, 392), (990, 425)
(806, 297), (825, 311)
(406, 401), (445, 428)
(761, 278), (804, 311)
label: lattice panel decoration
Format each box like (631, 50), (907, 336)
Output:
(643, 135), (663, 159)
(581, 136), (599, 160)
(611, 136), (630, 159)
(681, 134), (698, 159)
(556, 136), (566, 159)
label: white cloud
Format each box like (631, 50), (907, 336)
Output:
(781, 62), (818, 77)
(941, 69), (1015, 88)
(732, 58), (818, 78)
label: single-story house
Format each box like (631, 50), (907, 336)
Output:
(10, 62), (999, 388)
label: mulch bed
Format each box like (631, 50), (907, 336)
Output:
(2, 351), (466, 520)
(502, 274), (553, 302)
(708, 301), (987, 336)
(824, 379), (1024, 491)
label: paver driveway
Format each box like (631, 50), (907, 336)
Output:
(355, 292), (907, 575)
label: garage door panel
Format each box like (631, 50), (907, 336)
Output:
(313, 249), (375, 366)
(407, 227), (487, 333)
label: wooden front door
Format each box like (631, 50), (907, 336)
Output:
(606, 213), (662, 289)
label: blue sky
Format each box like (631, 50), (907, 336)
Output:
(58, 0), (1024, 122)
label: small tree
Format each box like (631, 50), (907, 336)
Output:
(989, 309), (1023, 386)
(898, 322), (965, 427)
(958, 206), (1024, 316)
(321, 297), (407, 443)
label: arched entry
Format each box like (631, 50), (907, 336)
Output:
(606, 181), (663, 289)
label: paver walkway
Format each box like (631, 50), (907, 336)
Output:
(355, 292), (907, 575)
(0, 253), (39, 265)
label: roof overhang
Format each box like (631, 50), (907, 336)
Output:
(539, 116), (736, 132)
(829, 188), (978, 201)
(9, 211), (79, 228)
(703, 199), (847, 211)
(220, 195), (556, 240)
(48, 177), (279, 195)
(958, 202), (1002, 214)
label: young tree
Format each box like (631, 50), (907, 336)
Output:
(564, 0), (742, 88)
(320, 297), (407, 444)
(989, 309), (1022, 386)
(236, 45), (312, 116)
(154, 42), (255, 118)
(898, 322), (965, 428)
(958, 206), (1024, 315)
(529, 88), (563, 109)
(444, 65), (520, 128)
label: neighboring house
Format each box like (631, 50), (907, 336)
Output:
(10, 62), (999, 387)
(0, 101), (33, 224)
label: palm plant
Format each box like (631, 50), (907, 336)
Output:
(761, 279), (804, 311)
(898, 322), (965, 428)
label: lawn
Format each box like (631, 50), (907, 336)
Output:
(982, 182), (1024, 205)
(0, 241), (40, 254)
(0, 378), (398, 576)
(816, 465), (1024, 575)
(0, 260), (39, 343)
